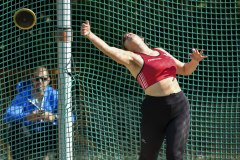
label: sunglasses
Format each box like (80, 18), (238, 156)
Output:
(34, 76), (49, 82)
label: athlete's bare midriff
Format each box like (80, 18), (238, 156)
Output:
(144, 77), (181, 97)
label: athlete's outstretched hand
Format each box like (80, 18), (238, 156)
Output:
(81, 20), (91, 37)
(190, 48), (207, 62)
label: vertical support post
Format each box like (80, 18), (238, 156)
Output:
(56, 0), (73, 159)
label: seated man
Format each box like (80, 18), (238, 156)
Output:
(4, 66), (74, 160)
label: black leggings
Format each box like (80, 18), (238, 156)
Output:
(139, 91), (190, 160)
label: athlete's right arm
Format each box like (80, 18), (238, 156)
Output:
(81, 20), (136, 66)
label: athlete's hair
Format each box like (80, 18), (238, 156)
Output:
(121, 33), (127, 50)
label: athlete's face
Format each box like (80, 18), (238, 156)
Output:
(122, 33), (145, 51)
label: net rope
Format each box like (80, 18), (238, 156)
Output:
(0, 0), (239, 159)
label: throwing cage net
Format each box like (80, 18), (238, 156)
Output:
(0, 0), (239, 159)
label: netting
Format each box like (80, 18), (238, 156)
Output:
(0, 0), (240, 159)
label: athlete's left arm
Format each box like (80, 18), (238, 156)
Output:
(158, 48), (207, 76)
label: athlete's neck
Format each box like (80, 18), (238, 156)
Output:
(137, 48), (159, 56)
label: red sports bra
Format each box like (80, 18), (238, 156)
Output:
(136, 48), (177, 89)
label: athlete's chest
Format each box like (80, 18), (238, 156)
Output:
(143, 54), (174, 71)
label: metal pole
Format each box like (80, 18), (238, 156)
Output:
(56, 0), (73, 159)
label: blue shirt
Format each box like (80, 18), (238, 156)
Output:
(3, 80), (73, 133)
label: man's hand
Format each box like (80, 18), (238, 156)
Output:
(26, 110), (57, 122)
(40, 111), (57, 122)
(26, 110), (44, 122)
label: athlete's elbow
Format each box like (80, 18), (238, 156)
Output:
(182, 63), (196, 75)
(179, 66), (193, 76)
(177, 71), (192, 76)
(183, 67), (195, 75)
(184, 71), (194, 76)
